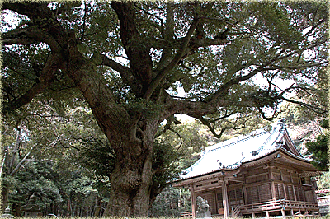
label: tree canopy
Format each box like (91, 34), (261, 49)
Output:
(2, 1), (328, 216)
(305, 119), (329, 170)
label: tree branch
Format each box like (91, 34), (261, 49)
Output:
(3, 53), (63, 114)
(10, 145), (36, 176)
(111, 1), (154, 95)
(264, 62), (327, 71)
(257, 106), (282, 121)
(2, 2), (51, 18)
(155, 115), (181, 138)
(156, 2), (175, 71)
(279, 97), (328, 114)
(197, 116), (227, 138)
(152, 37), (229, 51)
(3, 25), (62, 52)
(144, 18), (201, 100)
(206, 66), (261, 104)
(99, 54), (134, 83)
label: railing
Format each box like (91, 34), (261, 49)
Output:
(180, 212), (192, 217)
(181, 200), (318, 217)
(231, 206), (241, 217)
(240, 200), (318, 213)
(277, 200), (318, 209)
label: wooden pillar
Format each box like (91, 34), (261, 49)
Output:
(281, 208), (286, 218)
(191, 185), (196, 219)
(270, 166), (276, 201)
(283, 183), (288, 200)
(266, 211), (270, 218)
(290, 208), (294, 216)
(243, 185), (247, 205)
(252, 212), (255, 218)
(292, 184), (297, 201)
(242, 173), (247, 205)
(311, 179), (318, 204)
(222, 179), (229, 219)
(271, 182), (276, 200)
(214, 190), (218, 215)
(289, 170), (294, 184)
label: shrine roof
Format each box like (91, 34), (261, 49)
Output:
(181, 119), (307, 179)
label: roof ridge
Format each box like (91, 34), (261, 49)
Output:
(256, 125), (282, 153)
(208, 129), (267, 153)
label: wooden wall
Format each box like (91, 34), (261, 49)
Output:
(270, 164), (317, 204)
(199, 192), (217, 215)
(194, 161), (317, 216)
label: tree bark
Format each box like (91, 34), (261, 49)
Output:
(103, 119), (158, 217)
(1, 184), (9, 213)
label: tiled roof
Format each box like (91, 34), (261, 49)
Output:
(181, 120), (304, 179)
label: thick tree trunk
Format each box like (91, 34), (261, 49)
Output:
(103, 120), (158, 217)
(104, 158), (152, 216)
(12, 203), (21, 217)
(62, 24), (165, 217)
(1, 184), (9, 213)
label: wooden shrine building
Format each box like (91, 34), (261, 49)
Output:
(173, 120), (321, 218)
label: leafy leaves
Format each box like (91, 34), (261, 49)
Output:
(305, 119), (329, 170)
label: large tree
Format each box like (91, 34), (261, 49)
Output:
(2, 2), (328, 216)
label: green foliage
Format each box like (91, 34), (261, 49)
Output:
(8, 160), (63, 212)
(78, 138), (114, 178)
(156, 121), (210, 170)
(306, 133), (329, 170)
(150, 187), (191, 217)
(304, 119), (329, 170)
(317, 171), (330, 191)
(152, 142), (181, 186)
(321, 119), (329, 129)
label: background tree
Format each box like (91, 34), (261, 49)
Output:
(1, 119), (37, 213)
(277, 64), (328, 169)
(2, 1), (328, 216)
(150, 186), (191, 217)
(1, 99), (104, 216)
(305, 119), (329, 170)
(317, 171), (330, 193)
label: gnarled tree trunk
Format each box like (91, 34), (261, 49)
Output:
(1, 185), (9, 213)
(103, 119), (158, 217)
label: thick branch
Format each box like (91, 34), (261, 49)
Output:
(3, 26), (62, 52)
(3, 53), (63, 114)
(280, 97), (328, 114)
(10, 145), (35, 176)
(65, 51), (132, 142)
(144, 18), (200, 100)
(99, 54), (134, 83)
(197, 116), (227, 138)
(111, 1), (153, 91)
(155, 115), (180, 138)
(157, 2), (175, 71)
(2, 2), (51, 18)
(2, 38), (40, 45)
(3, 2), (72, 54)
